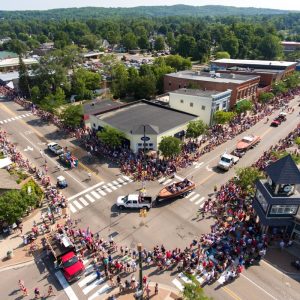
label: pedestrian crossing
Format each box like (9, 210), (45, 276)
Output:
(157, 177), (206, 208)
(172, 272), (206, 292)
(68, 175), (133, 214)
(0, 113), (32, 124)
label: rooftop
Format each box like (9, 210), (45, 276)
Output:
(170, 88), (221, 97)
(265, 155), (300, 185)
(97, 101), (197, 135)
(212, 58), (296, 68)
(225, 66), (284, 74)
(84, 99), (127, 115)
(0, 51), (18, 60)
(281, 41), (300, 46)
(0, 57), (38, 69)
(0, 70), (33, 82)
(166, 70), (259, 84)
(0, 169), (20, 190)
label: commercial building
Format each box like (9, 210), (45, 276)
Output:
(168, 88), (232, 125)
(253, 155), (300, 239)
(281, 41), (300, 53)
(164, 70), (260, 108)
(0, 57), (38, 72)
(87, 100), (198, 153)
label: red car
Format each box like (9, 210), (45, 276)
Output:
(60, 251), (85, 282)
(271, 117), (282, 127)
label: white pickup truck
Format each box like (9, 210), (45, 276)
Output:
(218, 153), (239, 171)
(116, 194), (152, 210)
(48, 142), (64, 155)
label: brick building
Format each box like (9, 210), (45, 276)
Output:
(164, 71), (260, 108)
(281, 41), (300, 53)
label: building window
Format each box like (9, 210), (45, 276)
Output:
(222, 101), (227, 109)
(93, 123), (96, 127)
(179, 84), (181, 88)
(201, 105), (206, 110)
(190, 102), (194, 107)
(180, 99), (184, 103)
(256, 189), (268, 212)
(169, 81), (171, 86)
(149, 143), (153, 147)
(138, 143), (142, 147)
(270, 205), (298, 215)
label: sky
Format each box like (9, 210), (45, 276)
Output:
(1, 0), (300, 11)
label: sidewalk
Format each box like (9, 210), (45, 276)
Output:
(105, 282), (180, 300)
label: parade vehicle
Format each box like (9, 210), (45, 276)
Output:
(236, 134), (261, 152)
(271, 112), (287, 127)
(116, 194), (152, 210)
(45, 232), (85, 282)
(218, 153), (239, 171)
(47, 142), (64, 155)
(57, 175), (68, 189)
(59, 152), (78, 168)
(156, 179), (195, 202)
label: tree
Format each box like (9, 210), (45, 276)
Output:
(41, 87), (66, 113)
(182, 275), (212, 300)
(215, 51), (230, 59)
(123, 32), (138, 50)
(236, 167), (263, 195)
(60, 105), (83, 128)
(258, 34), (283, 60)
(138, 35), (150, 50)
(158, 136), (182, 158)
(186, 120), (208, 138)
(111, 63), (129, 98)
(18, 56), (30, 97)
(3, 39), (28, 55)
(154, 36), (165, 51)
(97, 126), (126, 148)
(177, 34), (196, 58)
(272, 81), (288, 95)
(30, 86), (41, 104)
(213, 111), (236, 124)
(164, 55), (191, 71)
(285, 73), (300, 89)
(235, 99), (253, 114)
(133, 75), (156, 99)
(221, 35), (239, 58)
(258, 92), (274, 103)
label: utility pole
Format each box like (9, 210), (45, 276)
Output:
(134, 243), (143, 299)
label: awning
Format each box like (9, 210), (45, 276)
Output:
(6, 81), (14, 89)
(0, 157), (12, 169)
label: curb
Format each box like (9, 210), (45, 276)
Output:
(0, 258), (34, 272)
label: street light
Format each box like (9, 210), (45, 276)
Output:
(135, 243), (143, 299)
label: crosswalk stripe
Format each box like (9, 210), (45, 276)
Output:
(91, 191), (101, 199)
(79, 197), (89, 206)
(102, 185), (112, 193)
(112, 180), (122, 188)
(163, 179), (172, 185)
(0, 121), (3, 124)
(172, 278), (184, 291)
(158, 177), (166, 183)
(88, 284), (110, 300)
(178, 273), (192, 283)
(25, 113), (31, 116)
(68, 182), (105, 201)
(78, 273), (97, 288)
(73, 200), (83, 210)
(21, 114), (26, 117)
(10, 117), (16, 120)
(17, 116), (22, 119)
(190, 194), (200, 202)
(4, 120), (7, 123)
(82, 278), (105, 295)
(7, 119), (12, 122)
(196, 275), (205, 284)
(185, 191), (195, 199)
(107, 183), (117, 190)
(69, 204), (77, 213)
(55, 271), (78, 300)
(195, 197), (205, 205)
(85, 194), (95, 203)
(117, 178), (125, 183)
(96, 188), (107, 196)
(122, 175), (133, 182)
(195, 162), (204, 169)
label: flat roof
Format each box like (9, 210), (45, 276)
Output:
(170, 88), (228, 97)
(0, 57), (38, 68)
(166, 70), (259, 84)
(281, 41), (300, 46)
(225, 66), (284, 74)
(97, 101), (197, 134)
(212, 58), (296, 68)
(0, 70), (34, 82)
(84, 99), (126, 115)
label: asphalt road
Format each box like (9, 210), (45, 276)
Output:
(1, 96), (300, 300)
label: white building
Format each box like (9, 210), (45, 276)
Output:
(87, 100), (199, 153)
(168, 89), (232, 125)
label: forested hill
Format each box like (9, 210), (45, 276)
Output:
(0, 5), (294, 20)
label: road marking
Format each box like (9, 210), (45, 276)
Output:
(117, 178), (125, 183)
(240, 274), (277, 300)
(261, 127), (273, 138)
(194, 162), (204, 168)
(158, 177), (166, 183)
(85, 194), (95, 203)
(185, 191), (195, 199)
(189, 194), (200, 202)
(199, 173), (215, 185)
(68, 182), (105, 201)
(178, 273), (192, 283)
(73, 200), (83, 210)
(79, 197), (89, 206)
(0, 121), (3, 124)
(88, 284), (110, 300)
(122, 175), (133, 182)
(7, 118), (12, 122)
(55, 271), (78, 300)
(25, 113), (31, 117)
(174, 174), (184, 181)
(172, 278), (184, 291)
(69, 204), (77, 214)
(107, 182), (117, 190)
(222, 286), (242, 300)
(82, 278), (105, 295)
(195, 274), (204, 284)
(96, 188), (107, 196)
(102, 185), (112, 193)
(4, 120), (7, 123)
(91, 191), (101, 199)
(21, 114), (26, 117)
(163, 179), (172, 185)
(112, 180), (122, 188)
(195, 197), (205, 205)
(78, 273), (97, 287)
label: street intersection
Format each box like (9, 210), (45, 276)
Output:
(1, 97), (300, 300)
